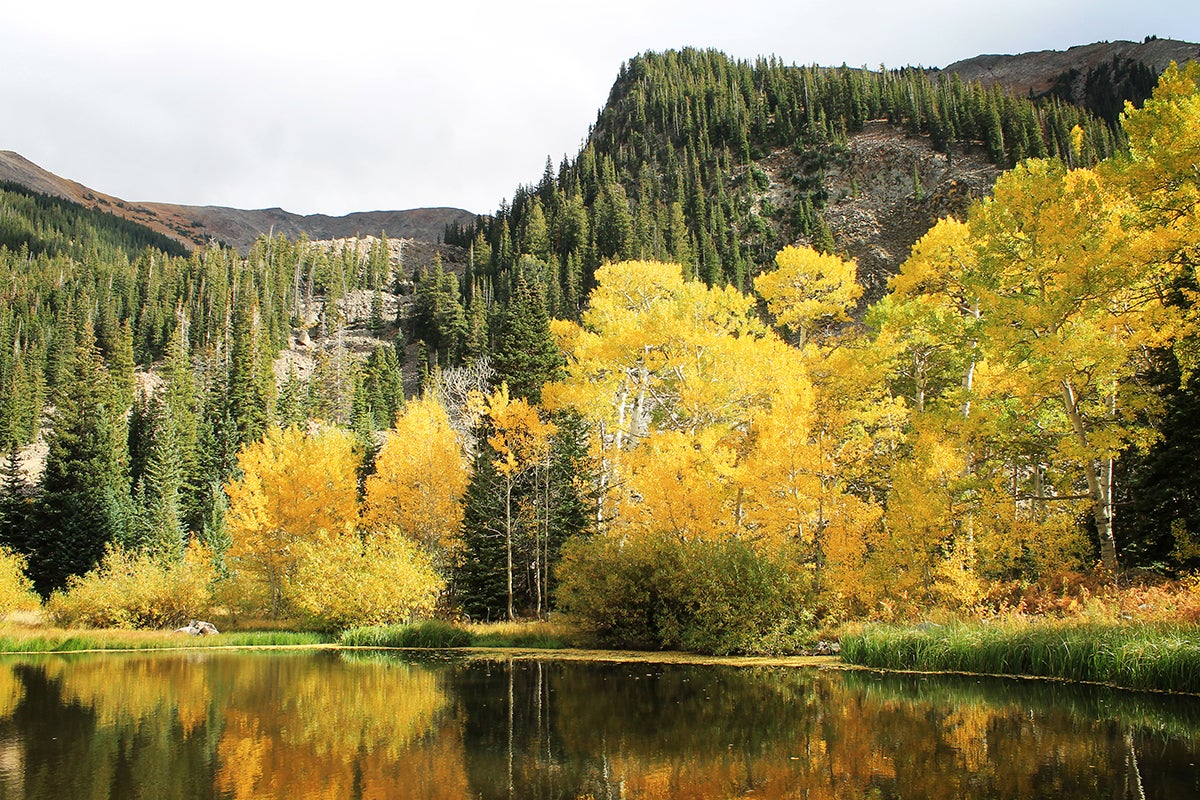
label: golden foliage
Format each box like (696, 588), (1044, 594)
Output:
(46, 543), (217, 629)
(0, 546), (39, 615)
(483, 384), (556, 477)
(224, 425), (360, 617)
(754, 245), (862, 348)
(362, 395), (468, 553)
(286, 528), (443, 631)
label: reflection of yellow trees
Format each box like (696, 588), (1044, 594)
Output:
(0, 662), (22, 719)
(25, 652), (468, 800)
(11, 655), (1198, 799)
(43, 654), (212, 734)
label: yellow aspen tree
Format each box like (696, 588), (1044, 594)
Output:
(224, 425), (359, 617)
(544, 260), (777, 528)
(968, 159), (1177, 574)
(362, 394), (468, 556)
(287, 528), (443, 630)
(754, 244), (862, 349)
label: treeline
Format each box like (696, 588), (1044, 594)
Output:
(444, 48), (1120, 322)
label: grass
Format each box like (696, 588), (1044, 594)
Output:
(0, 626), (331, 653)
(339, 620), (473, 648)
(339, 619), (576, 650)
(466, 620), (576, 649)
(840, 619), (1200, 694)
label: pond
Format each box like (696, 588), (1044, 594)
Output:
(0, 649), (1196, 799)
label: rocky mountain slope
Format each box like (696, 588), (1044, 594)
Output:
(0, 150), (476, 252)
(942, 38), (1200, 120)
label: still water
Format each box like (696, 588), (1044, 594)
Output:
(0, 649), (1196, 799)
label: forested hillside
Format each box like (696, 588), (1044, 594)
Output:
(444, 48), (1119, 324)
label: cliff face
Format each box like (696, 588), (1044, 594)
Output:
(762, 122), (1000, 302)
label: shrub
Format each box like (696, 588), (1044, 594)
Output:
(556, 534), (813, 655)
(0, 547), (39, 615)
(286, 530), (444, 632)
(46, 543), (217, 629)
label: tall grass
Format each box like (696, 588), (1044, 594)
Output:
(841, 621), (1200, 694)
(339, 621), (473, 648)
(0, 628), (331, 653)
(339, 619), (574, 649)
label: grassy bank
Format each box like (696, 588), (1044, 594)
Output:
(339, 620), (575, 649)
(840, 620), (1200, 694)
(0, 626), (331, 653)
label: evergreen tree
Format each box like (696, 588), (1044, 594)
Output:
(0, 442), (32, 557)
(491, 274), (563, 404)
(454, 450), (509, 621)
(29, 319), (129, 596)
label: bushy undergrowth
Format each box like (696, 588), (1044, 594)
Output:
(46, 545), (217, 629)
(841, 620), (1200, 693)
(555, 534), (814, 655)
(0, 548), (40, 615)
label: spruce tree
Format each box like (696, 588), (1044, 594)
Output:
(491, 274), (563, 404)
(0, 441), (32, 557)
(30, 319), (129, 596)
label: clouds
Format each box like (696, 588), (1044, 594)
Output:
(2, 1), (1195, 215)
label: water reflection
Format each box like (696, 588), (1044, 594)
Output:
(0, 651), (1195, 799)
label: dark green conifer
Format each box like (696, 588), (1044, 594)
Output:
(492, 274), (563, 404)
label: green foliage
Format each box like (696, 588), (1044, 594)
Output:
(455, 408), (598, 622)
(339, 620), (473, 648)
(556, 534), (814, 655)
(841, 621), (1200, 694)
(0, 181), (187, 260)
(460, 48), (1119, 311)
(491, 273), (563, 404)
(29, 319), (131, 597)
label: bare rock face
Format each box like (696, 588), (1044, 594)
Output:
(820, 122), (1000, 302)
(755, 122), (999, 305)
(942, 38), (1200, 98)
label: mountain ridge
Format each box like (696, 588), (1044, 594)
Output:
(0, 150), (477, 252)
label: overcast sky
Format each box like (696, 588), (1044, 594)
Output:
(2, 1), (1196, 216)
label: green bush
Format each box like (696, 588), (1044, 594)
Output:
(556, 534), (813, 655)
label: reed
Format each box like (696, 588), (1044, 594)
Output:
(840, 620), (1200, 694)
